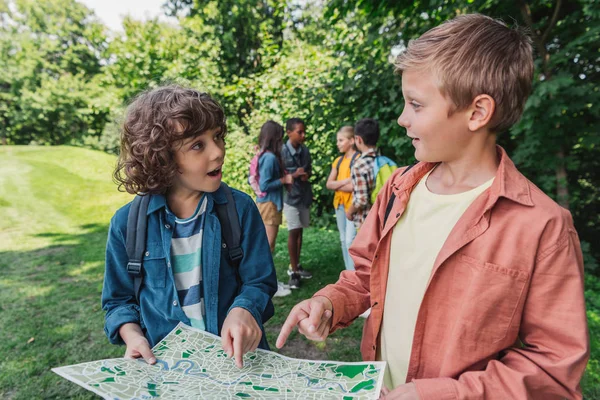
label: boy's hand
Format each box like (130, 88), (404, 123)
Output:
(346, 205), (356, 221)
(281, 174), (293, 184)
(276, 296), (333, 348)
(292, 167), (305, 178)
(379, 383), (420, 400)
(221, 307), (262, 369)
(119, 323), (156, 365)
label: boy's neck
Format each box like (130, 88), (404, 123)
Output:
(427, 140), (499, 195)
(358, 145), (375, 154)
(289, 140), (302, 149)
(166, 188), (204, 219)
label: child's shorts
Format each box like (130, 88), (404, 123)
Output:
(257, 201), (282, 226)
(283, 203), (310, 230)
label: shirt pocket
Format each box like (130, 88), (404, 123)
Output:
(143, 242), (166, 288)
(452, 254), (529, 345)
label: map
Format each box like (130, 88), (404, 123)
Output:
(52, 323), (386, 399)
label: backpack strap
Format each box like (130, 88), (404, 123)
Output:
(383, 163), (418, 227)
(335, 152), (360, 180)
(214, 184), (243, 287)
(126, 194), (151, 304)
(284, 142), (303, 168)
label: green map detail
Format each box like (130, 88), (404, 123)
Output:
(235, 394), (251, 398)
(252, 386), (278, 392)
(335, 365), (368, 379)
(147, 383), (159, 397)
(350, 379), (375, 393)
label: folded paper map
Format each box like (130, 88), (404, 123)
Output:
(53, 323), (386, 399)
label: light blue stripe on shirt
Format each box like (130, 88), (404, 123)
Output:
(167, 195), (207, 330)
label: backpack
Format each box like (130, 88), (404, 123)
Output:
(335, 152), (359, 180)
(125, 183), (243, 303)
(248, 150), (266, 198)
(370, 155), (398, 204)
(382, 163), (417, 226)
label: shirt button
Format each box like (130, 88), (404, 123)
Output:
(165, 224), (171, 229)
(145, 251), (150, 257)
(167, 262), (171, 268)
(396, 213), (400, 218)
(173, 301), (178, 306)
(222, 243), (227, 248)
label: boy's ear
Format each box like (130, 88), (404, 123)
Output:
(354, 136), (363, 146)
(467, 94), (495, 132)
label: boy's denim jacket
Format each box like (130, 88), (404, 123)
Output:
(102, 184), (278, 349)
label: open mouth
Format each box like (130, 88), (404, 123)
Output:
(207, 167), (222, 177)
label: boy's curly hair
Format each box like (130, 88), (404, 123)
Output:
(113, 85), (227, 195)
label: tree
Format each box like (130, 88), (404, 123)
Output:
(0, 0), (111, 144)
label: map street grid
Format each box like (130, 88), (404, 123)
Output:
(52, 323), (386, 399)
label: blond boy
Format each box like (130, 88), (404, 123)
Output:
(276, 14), (589, 399)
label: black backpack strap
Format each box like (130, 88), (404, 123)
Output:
(335, 156), (344, 179)
(335, 152), (360, 180)
(285, 142), (303, 168)
(126, 194), (151, 304)
(350, 151), (359, 168)
(214, 184), (243, 287)
(383, 163), (417, 227)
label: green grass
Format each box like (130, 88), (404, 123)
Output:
(0, 145), (598, 399)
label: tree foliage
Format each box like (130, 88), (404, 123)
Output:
(0, 0), (598, 266)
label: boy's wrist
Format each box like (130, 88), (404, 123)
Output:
(119, 322), (144, 344)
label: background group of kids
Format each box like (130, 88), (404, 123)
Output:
(250, 116), (392, 298)
(101, 13), (589, 399)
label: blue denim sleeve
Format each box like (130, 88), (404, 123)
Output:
(228, 192), (277, 324)
(101, 209), (144, 345)
(258, 153), (283, 193)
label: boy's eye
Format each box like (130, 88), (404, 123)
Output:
(191, 141), (204, 150)
(410, 101), (422, 110)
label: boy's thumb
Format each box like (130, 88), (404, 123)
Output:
(140, 347), (156, 365)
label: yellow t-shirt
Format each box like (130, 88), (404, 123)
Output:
(332, 154), (355, 211)
(378, 169), (494, 389)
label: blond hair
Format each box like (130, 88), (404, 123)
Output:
(394, 14), (533, 133)
(337, 125), (354, 139)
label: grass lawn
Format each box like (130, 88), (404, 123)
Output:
(0, 145), (598, 399)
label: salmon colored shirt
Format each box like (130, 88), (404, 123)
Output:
(315, 146), (589, 399)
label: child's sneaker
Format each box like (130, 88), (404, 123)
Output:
(287, 264), (313, 279)
(288, 272), (301, 289)
(273, 281), (291, 297)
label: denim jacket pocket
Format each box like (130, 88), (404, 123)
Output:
(143, 242), (166, 288)
(452, 254), (529, 345)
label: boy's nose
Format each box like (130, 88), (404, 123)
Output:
(397, 110), (410, 129)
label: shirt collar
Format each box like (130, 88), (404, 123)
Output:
(392, 145), (533, 207)
(286, 139), (300, 155)
(146, 184), (229, 215)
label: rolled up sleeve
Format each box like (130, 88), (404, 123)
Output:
(101, 214), (143, 345)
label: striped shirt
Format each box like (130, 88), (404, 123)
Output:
(166, 196), (208, 330)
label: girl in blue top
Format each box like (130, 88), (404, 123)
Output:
(255, 121), (293, 252)
(255, 121), (293, 297)
(102, 86), (277, 369)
